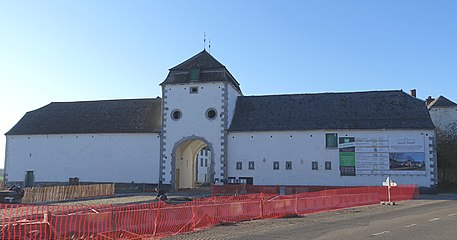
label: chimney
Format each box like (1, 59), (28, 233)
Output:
(410, 89), (416, 98)
(426, 96), (435, 106)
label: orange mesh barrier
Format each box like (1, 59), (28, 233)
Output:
(0, 185), (418, 239)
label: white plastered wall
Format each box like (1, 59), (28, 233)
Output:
(5, 133), (160, 183)
(227, 130), (435, 187)
(429, 107), (457, 133)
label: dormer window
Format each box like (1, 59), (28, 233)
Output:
(189, 68), (200, 82)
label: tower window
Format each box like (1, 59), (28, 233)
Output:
(206, 108), (217, 120)
(236, 162), (242, 170)
(171, 109), (182, 120)
(190, 86), (198, 94)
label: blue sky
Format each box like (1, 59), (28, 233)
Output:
(1, 1), (456, 168)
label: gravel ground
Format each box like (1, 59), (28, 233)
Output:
(49, 187), (211, 206)
(0, 193), (196, 222)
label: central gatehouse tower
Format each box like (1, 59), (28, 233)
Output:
(159, 50), (242, 190)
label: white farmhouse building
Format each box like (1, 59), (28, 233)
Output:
(426, 96), (457, 185)
(4, 50), (437, 191)
(427, 96), (457, 133)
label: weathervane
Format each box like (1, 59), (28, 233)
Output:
(203, 32), (212, 52)
(204, 32), (206, 50)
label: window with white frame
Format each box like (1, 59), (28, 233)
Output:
(325, 133), (338, 148)
(325, 161), (332, 170)
(286, 161), (292, 170)
(312, 161), (318, 170)
(248, 161), (255, 170)
(236, 162), (242, 170)
(273, 161), (279, 170)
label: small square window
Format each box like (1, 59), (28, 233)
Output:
(248, 161), (255, 170)
(286, 161), (292, 170)
(325, 161), (332, 170)
(236, 162), (242, 170)
(273, 161), (279, 170)
(312, 161), (318, 170)
(190, 86), (198, 94)
(325, 133), (338, 148)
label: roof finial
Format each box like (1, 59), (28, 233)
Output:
(203, 32), (206, 50)
(209, 37), (211, 53)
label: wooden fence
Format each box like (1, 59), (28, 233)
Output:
(22, 183), (115, 203)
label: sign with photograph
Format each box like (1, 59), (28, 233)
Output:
(339, 135), (426, 176)
(389, 152), (425, 171)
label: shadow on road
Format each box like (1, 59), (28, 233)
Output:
(416, 194), (457, 200)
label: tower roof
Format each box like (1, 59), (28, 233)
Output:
(169, 50), (225, 70)
(427, 95), (457, 108)
(161, 50), (241, 92)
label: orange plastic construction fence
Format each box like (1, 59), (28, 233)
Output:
(0, 185), (418, 239)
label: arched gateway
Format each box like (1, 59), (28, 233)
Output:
(171, 136), (214, 190)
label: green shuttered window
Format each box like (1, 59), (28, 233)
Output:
(325, 133), (338, 148)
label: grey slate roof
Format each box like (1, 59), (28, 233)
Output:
(169, 50), (225, 70)
(161, 50), (241, 92)
(427, 96), (457, 108)
(6, 98), (162, 135)
(229, 90), (435, 132)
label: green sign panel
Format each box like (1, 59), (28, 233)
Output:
(339, 152), (355, 166)
(339, 137), (356, 176)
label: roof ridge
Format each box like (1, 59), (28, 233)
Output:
(241, 90), (403, 98)
(49, 97), (161, 104)
(428, 95), (457, 107)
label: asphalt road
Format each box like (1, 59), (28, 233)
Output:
(165, 194), (457, 240)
